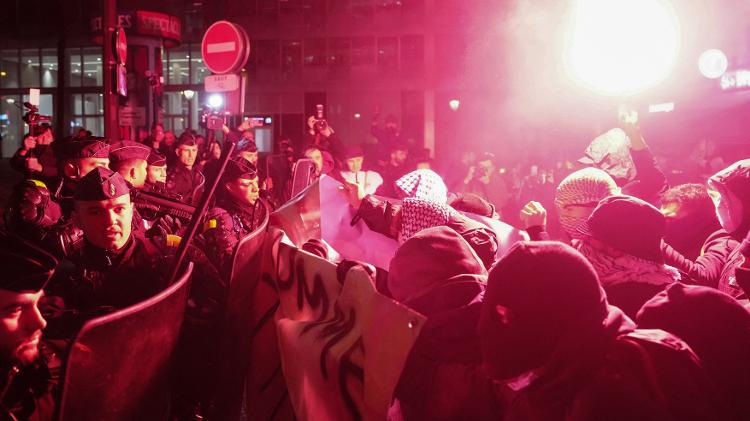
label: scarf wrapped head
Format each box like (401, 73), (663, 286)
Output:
(398, 198), (460, 244)
(555, 167), (620, 238)
(394, 169), (448, 204)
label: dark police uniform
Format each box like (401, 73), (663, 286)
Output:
(0, 232), (63, 421)
(200, 157), (267, 278)
(166, 137), (205, 206)
(5, 138), (110, 259)
(42, 168), (171, 340)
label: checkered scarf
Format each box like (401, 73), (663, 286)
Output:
(394, 169), (448, 204)
(398, 198), (459, 244)
(555, 168), (619, 238)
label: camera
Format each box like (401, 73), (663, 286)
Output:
(199, 106), (226, 130)
(22, 102), (51, 127)
(313, 104), (328, 133)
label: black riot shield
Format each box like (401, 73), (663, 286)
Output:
(213, 201), (271, 420)
(57, 263), (194, 421)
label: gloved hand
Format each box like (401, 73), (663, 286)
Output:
(16, 184), (61, 226)
(153, 215), (183, 237)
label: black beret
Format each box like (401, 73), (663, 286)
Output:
(223, 156), (258, 181)
(74, 167), (131, 201)
(53, 136), (110, 160)
(147, 151), (167, 167)
(109, 141), (151, 163)
(0, 231), (57, 292)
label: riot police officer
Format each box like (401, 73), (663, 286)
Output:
(166, 136), (205, 205)
(200, 156), (267, 277)
(0, 231), (61, 421)
(43, 167), (171, 339)
(5, 137), (110, 258)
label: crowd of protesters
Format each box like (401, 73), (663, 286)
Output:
(0, 105), (749, 421)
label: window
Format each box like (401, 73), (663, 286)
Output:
(328, 37), (351, 78)
(256, 40), (280, 71)
(163, 91), (189, 133)
(281, 40), (302, 79)
(20, 49), (40, 87)
(352, 37), (375, 66)
(82, 47), (103, 87)
(1, 95), (23, 157)
(0, 50), (19, 89)
(377, 37), (398, 75)
(168, 46), (190, 85)
(67, 48), (83, 87)
(304, 38), (326, 66)
(190, 44), (208, 84)
(70, 93), (103, 136)
(400, 35), (423, 76)
(352, 0), (374, 23)
(41, 49), (58, 88)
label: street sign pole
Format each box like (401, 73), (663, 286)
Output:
(103, 0), (119, 141)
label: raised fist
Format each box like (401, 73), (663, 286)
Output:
(519, 200), (547, 229)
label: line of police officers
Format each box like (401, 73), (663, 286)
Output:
(0, 128), (268, 420)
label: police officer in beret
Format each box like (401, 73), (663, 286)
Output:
(109, 140), (152, 190)
(145, 151), (168, 193)
(200, 156), (267, 277)
(42, 168), (171, 338)
(45, 168), (226, 347)
(5, 137), (110, 257)
(0, 231), (62, 420)
(166, 136), (205, 205)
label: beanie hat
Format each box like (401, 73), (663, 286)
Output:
(577, 195), (665, 263)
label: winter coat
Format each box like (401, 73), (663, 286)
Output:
(387, 226), (503, 420)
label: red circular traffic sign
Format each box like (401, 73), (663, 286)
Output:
(201, 21), (250, 75)
(115, 28), (127, 66)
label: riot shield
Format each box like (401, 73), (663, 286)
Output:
(213, 201), (271, 420)
(57, 263), (194, 421)
(270, 178), (322, 246)
(291, 158), (316, 199)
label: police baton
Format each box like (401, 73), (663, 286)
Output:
(167, 139), (236, 284)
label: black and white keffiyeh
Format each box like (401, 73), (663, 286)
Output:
(394, 169), (448, 204)
(398, 198), (459, 244)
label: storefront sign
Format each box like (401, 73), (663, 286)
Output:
(91, 10), (181, 46)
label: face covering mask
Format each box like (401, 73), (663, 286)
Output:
(560, 215), (586, 239)
(708, 181), (744, 234)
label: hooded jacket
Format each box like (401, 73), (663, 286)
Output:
(387, 226), (503, 421)
(662, 159), (750, 298)
(481, 241), (719, 421)
(637, 283), (750, 420)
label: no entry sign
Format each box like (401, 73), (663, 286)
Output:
(201, 21), (250, 75)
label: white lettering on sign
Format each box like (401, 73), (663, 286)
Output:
(207, 42), (237, 53)
(204, 74), (240, 92)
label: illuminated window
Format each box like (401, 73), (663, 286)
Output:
(82, 47), (103, 87)
(0, 50), (20, 89)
